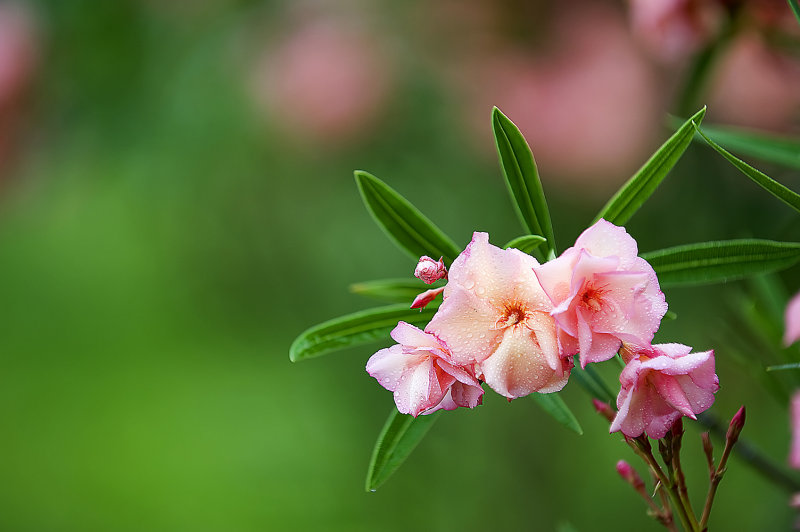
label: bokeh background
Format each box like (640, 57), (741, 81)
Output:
(1, 0), (800, 530)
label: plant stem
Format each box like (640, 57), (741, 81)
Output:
(699, 429), (737, 530)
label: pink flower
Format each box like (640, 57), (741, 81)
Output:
(790, 391), (800, 469)
(628, 0), (723, 63)
(414, 256), (447, 284)
(610, 342), (719, 439)
(366, 321), (483, 417)
(784, 291), (800, 347)
(534, 219), (667, 367)
(426, 232), (572, 400)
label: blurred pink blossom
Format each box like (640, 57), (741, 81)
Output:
(611, 342), (718, 439)
(628, 0), (724, 62)
(785, 291), (800, 347)
(414, 256), (447, 285)
(250, 15), (393, 145)
(427, 232), (572, 400)
(366, 321), (483, 417)
(535, 219), (667, 367)
(451, 5), (661, 188)
(708, 32), (800, 132)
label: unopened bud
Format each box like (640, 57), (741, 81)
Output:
(726, 406), (746, 445)
(410, 287), (444, 310)
(616, 460), (645, 492)
(414, 256), (447, 284)
(592, 398), (616, 423)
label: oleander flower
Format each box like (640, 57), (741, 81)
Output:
(366, 321), (483, 417)
(415, 256), (448, 284)
(426, 232), (572, 400)
(784, 291), (800, 347)
(610, 342), (719, 439)
(534, 219), (667, 367)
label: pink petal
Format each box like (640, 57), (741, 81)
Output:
(574, 219), (639, 268)
(479, 326), (568, 399)
(394, 357), (451, 417)
(534, 247), (580, 307)
(366, 345), (423, 391)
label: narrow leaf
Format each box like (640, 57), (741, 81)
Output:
(695, 125), (800, 214)
(789, 0), (800, 27)
(571, 362), (615, 403)
(641, 239), (800, 287)
(289, 304), (437, 362)
(492, 107), (555, 254)
(366, 409), (438, 491)
(355, 171), (461, 263)
(503, 234), (547, 254)
(350, 278), (434, 304)
(693, 122), (800, 170)
(595, 107), (706, 225)
(766, 363), (800, 372)
(531, 393), (583, 435)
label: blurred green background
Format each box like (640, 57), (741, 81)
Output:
(0, 0), (799, 530)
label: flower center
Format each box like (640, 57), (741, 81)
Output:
(494, 301), (530, 330)
(581, 284), (607, 312)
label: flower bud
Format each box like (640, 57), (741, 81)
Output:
(410, 287), (444, 310)
(726, 406), (746, 446)
(592, 398), (616, 423)
(616, 460), (645, 492)
(414, 256), (447, 284)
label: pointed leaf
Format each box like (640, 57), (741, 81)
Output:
(531, 393), (583, 435)
(641, 239), (800, 287)
(766, 363), (800, 372)
(355, 171), (461, 263)
(365, 409), (438, 491)
(289, 304), (438, 362)
(492, 107), (555, 255)
(571, 361), (616, 403)
(503, 234), (547, 254)
(695, 125), (800, 213)
(692, 122), (800, 170)
(595, 107), (706, 225)
(350, 278), (436, 304)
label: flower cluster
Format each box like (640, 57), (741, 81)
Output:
(366, 219), (719, 438)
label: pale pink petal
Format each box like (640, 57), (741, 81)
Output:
(426, 286), (503, 365)
(394, 357), (453, 417)
(785, 291), (800, 346)
(574, 218), (639, 267)
(390, 321), (441, 351)
(479, 326), (568, 399)
(366, 345), (422, 391)
(651, 373), (697, 419)
(533, 247), (580, 308)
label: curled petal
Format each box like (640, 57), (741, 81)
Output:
(410, 287), (445, 310)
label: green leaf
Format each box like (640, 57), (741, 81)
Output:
(595, 107), (706, 225)
(492, 107), (555, 256)
(289, 304), (437, 362)
(695, 125), (800, 214)
(571, 362), (615, 403)
(503, 234), (547, 254)
(350, 278), (433, 304)
(365, 409), (439, 491)
(693, 122), (800, 170)
(788, 0), (800, 27)
(355, 171), (461, 263)
(530, 393), (583, 435)
(766, 363), (800, 372)
(641, 239), (800, 287)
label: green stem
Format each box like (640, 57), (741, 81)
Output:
(634, 439), (697, 532)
